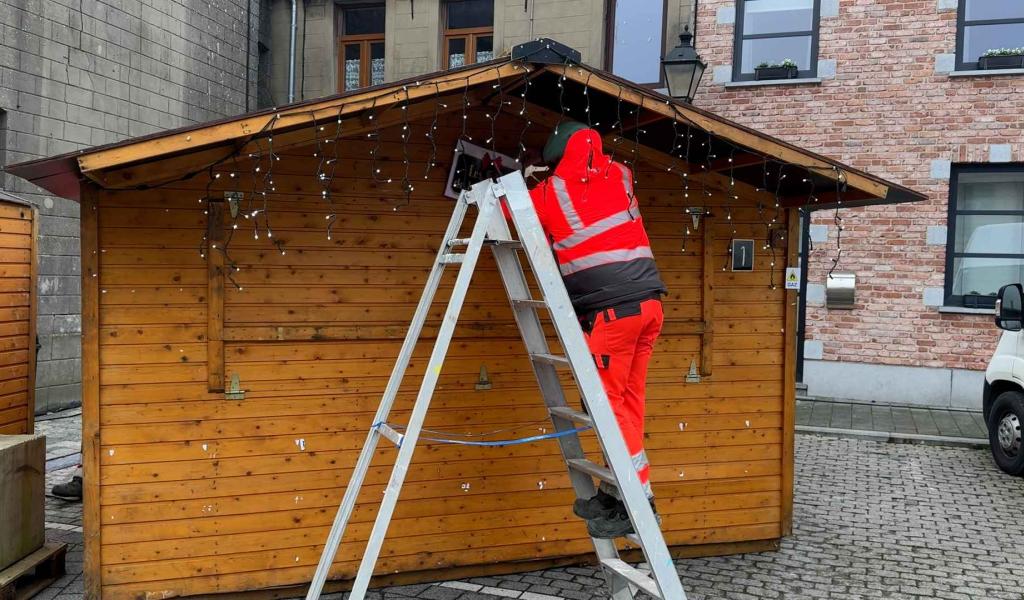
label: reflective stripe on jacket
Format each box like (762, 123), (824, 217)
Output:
(528, 128), (667, 314)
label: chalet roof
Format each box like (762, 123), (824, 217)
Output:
(4, 52), (925, 209)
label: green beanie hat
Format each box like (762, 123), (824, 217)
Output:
(542, 121), (589, 164)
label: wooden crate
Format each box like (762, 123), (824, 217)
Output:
(0, 434), (45, 571)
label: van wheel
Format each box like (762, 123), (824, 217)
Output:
(988, 391), (1024, 476)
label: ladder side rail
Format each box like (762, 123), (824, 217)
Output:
(486, 204), (634, 600)
(497, 172), (686, 600)
(346, 183), (498, 600)
(305, 192), (472, 600)
(485, 207), (590, 457)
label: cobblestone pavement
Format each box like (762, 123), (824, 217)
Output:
(31, 410), (1024, 600)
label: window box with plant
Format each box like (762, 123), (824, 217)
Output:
(754, 59), (799, 80)
(979, 48), (1024, 70)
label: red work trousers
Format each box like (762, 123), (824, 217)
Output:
(583, 298), (664, 498)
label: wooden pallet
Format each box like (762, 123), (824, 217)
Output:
(0, 543), (67, 600)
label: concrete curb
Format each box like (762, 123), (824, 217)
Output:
(796, 426), (989, 449)
(796, 395), (981, 413)
(46, 452), (82, 472)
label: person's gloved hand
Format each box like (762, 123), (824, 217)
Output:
(524, 164), (550, 180)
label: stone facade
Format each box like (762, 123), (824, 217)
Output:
(0, 0), (259, 413)
(274, 0), (693, 100)
(693, 0), (1024, 409)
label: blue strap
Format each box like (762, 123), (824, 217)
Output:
(418, 426), (591, 447)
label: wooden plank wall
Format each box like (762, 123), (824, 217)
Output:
(0, 202), (35, 435)
(92, 107), (791, 599)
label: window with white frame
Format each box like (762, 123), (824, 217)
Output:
(946, 166), (1024, 308)
(733, 0), (820, 81)
(608, 0), (667, 85)
(956, 1), (1024, 71)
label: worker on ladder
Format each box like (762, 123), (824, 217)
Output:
(521, 121), (668, 539)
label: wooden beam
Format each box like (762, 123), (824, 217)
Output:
(222, 319), (707, 342)
(551, 65), (890, 200)
(26, 205), (37, 434)
(602, 134), (778, 208)
(781, 208), (800, 536)
(779, 188), (877, 209)
(79, 185), (101, 600)
(87, 91), (477, 191)
(619, 110), (668, 135)
(207, 200), (226, 393)
(523, 100), (780, 210)
(707, 152), (766, 172)
(701, 216), (714, 377)
(77, 62), (531, 176)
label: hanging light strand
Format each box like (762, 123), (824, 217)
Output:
(828, 166), (846, 278)
(424, 82), (441, 181)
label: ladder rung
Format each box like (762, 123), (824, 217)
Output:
(485, 239), (522, 248)
(625, 533), (641, 546)
(448, 238), (521, 248)
(600, 559), (662, 599)
(549, 406), (592, 426)
(511, 298), (549, 310)
(531, 353), (570, 367)
(375, 423), (405, 447)
(440, 254), (465, 264)
(566, 458), (615, 484)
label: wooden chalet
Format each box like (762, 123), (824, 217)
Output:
(6, 52), (924, 600)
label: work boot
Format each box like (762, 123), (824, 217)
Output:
(573, 488), (619, 520)
(586, 504), (634, 539)
(650, 499), (662, 526)
(586, 499), (661, 539)
(51, 476), (83, 501)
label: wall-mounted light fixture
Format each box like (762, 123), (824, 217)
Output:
(662, 26), (706, 103)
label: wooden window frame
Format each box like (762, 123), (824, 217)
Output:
(955, 1), (1024, 71)
(337, 3), (386, 92)
(442, 1), (494, 69)
(732, 0), (821, 82)
(944, 164), (1024, 309)
(603, 0), (670, 87)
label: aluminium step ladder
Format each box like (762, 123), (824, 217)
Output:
(305, 171), (688, 600)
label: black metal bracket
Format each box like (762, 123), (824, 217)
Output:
(511, 39), (582, 65)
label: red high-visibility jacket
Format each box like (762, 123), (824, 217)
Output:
(529, 128), (666, 314)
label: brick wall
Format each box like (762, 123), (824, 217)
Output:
(695, 0), (1024, 374)
(0, 0), (259, 413)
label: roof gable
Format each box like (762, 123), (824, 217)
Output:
(4, 54), (925, 208)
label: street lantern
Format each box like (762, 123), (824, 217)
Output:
(662, 26), (706, 103)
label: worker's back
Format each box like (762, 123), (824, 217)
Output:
(529, 128), (666, 314)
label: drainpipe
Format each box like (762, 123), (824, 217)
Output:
(690, 0), (698, 46)
(288, 0), (298, 103)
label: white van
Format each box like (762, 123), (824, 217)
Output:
(986, 283), (1024, 475)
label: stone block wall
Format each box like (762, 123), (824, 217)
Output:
(0, 0), (259, 413)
